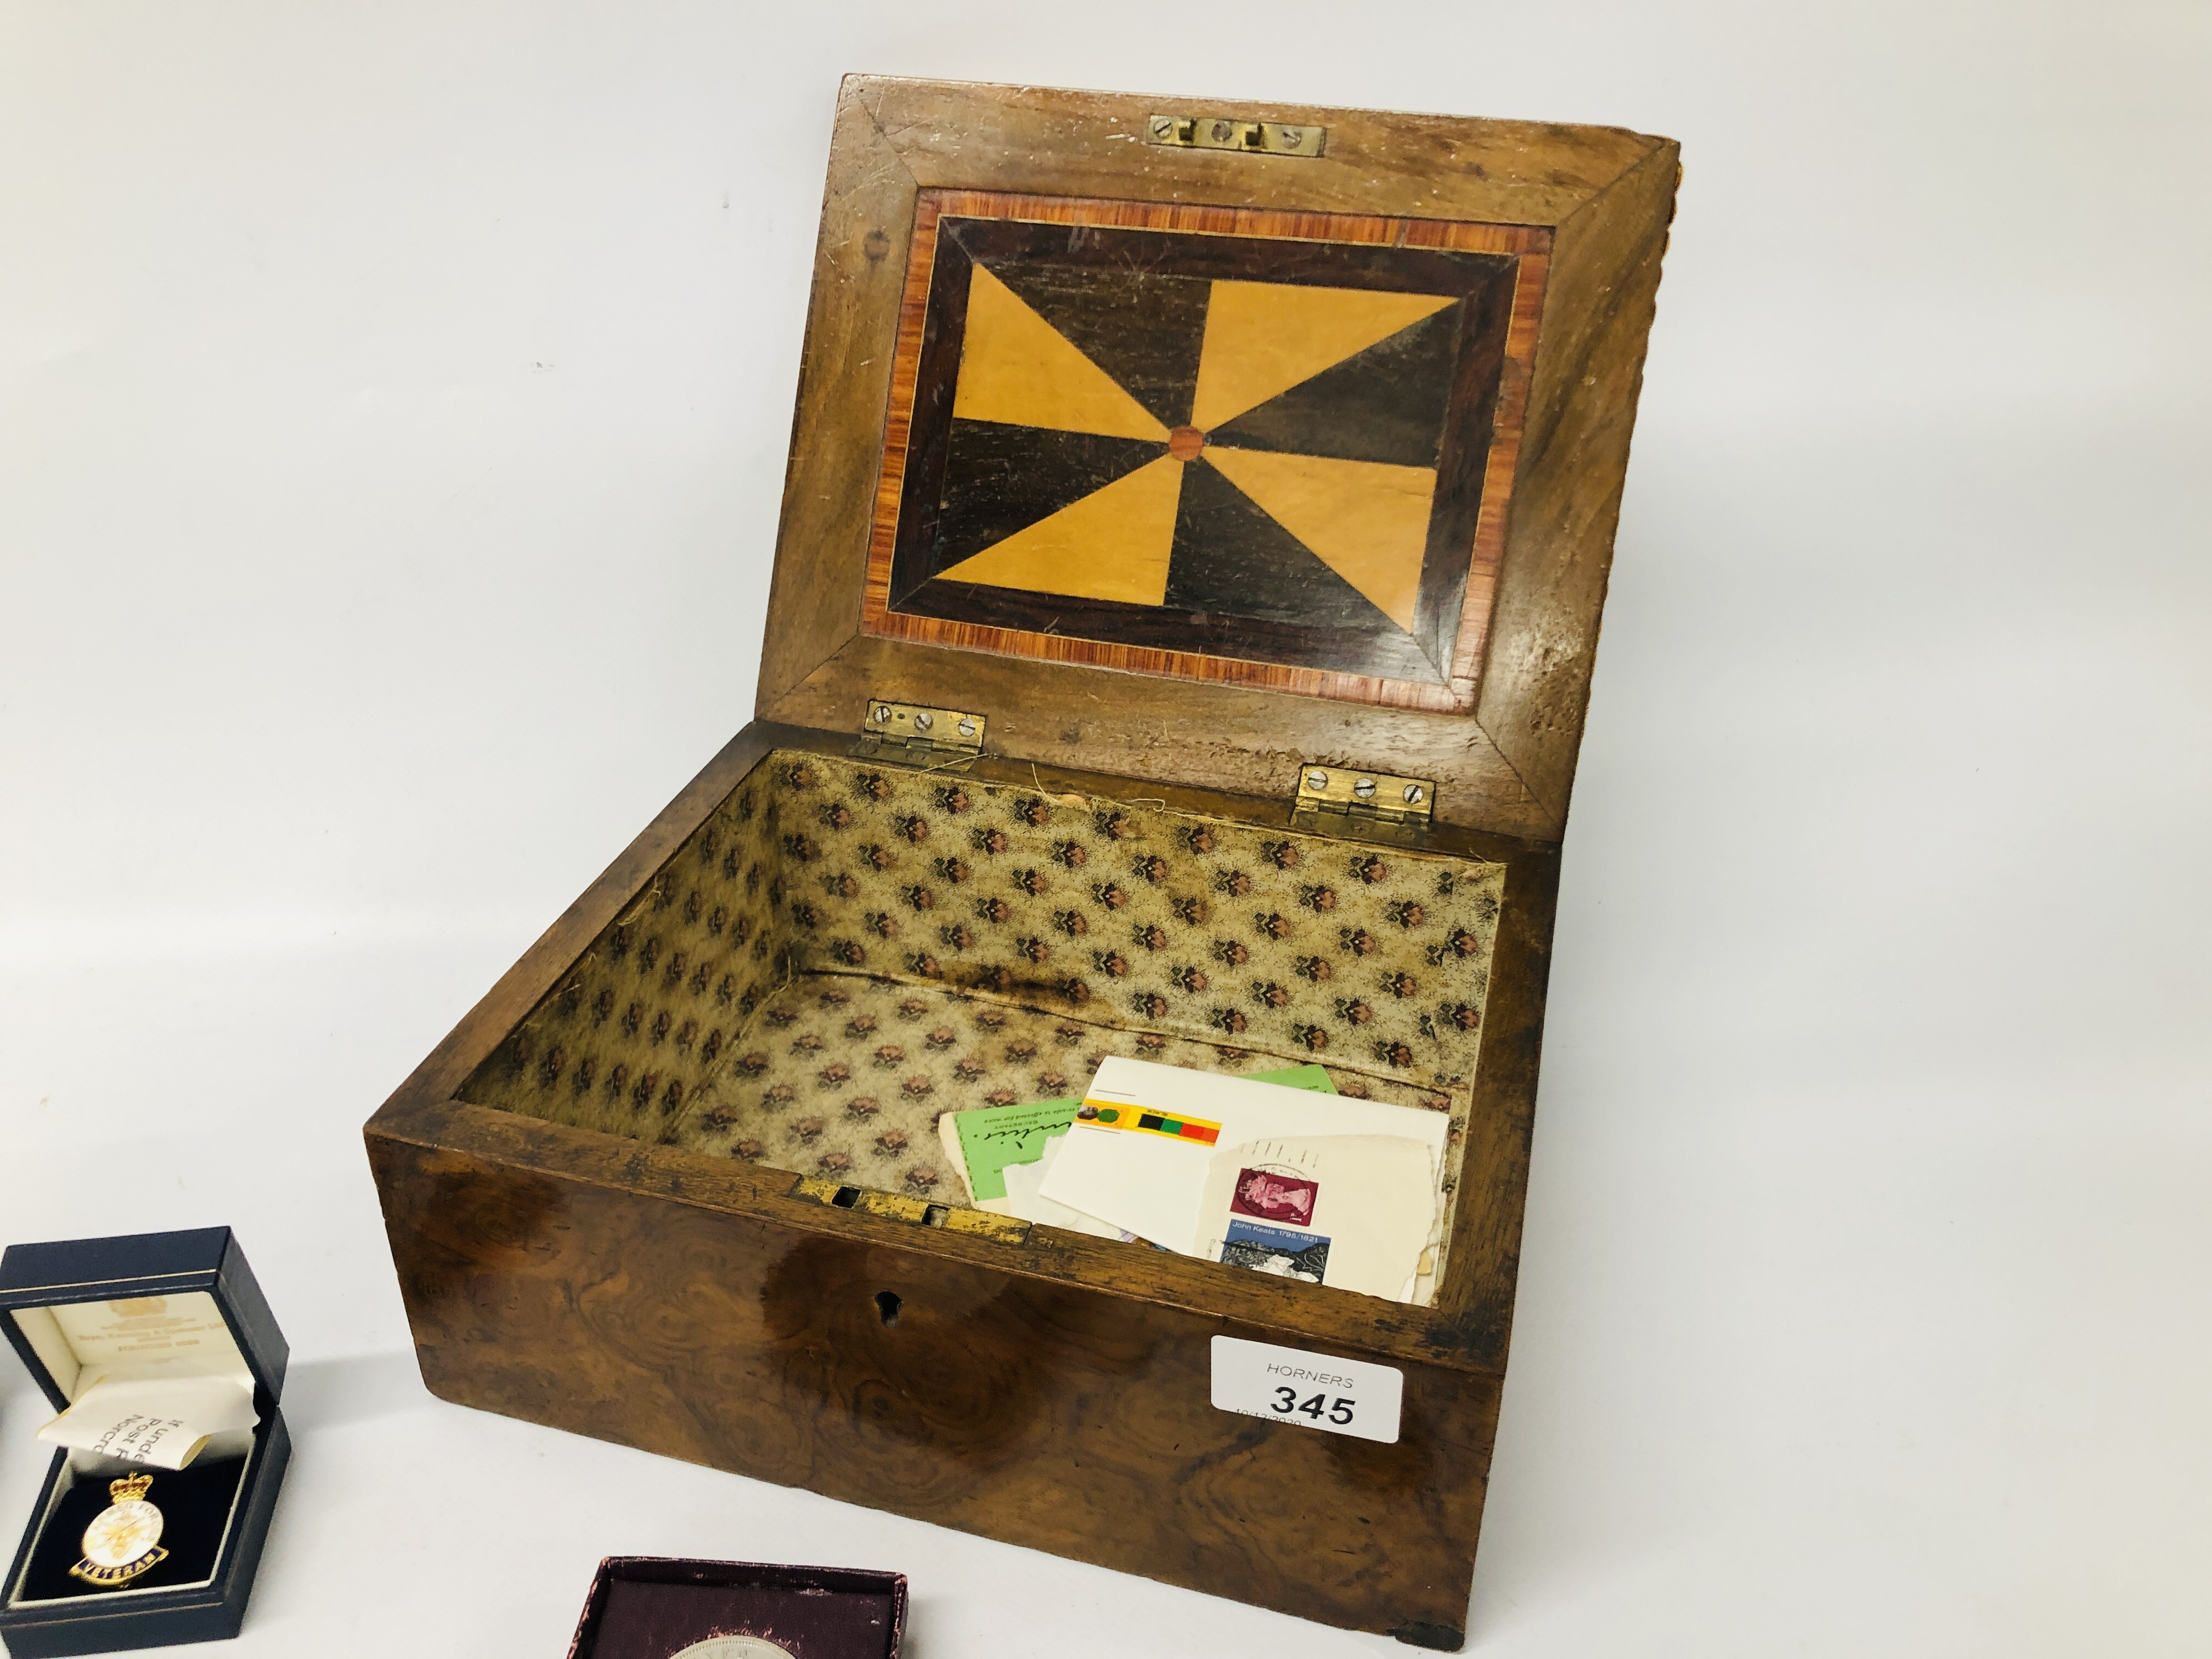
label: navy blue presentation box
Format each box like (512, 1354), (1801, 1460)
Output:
(0, 1229), (290, 1658)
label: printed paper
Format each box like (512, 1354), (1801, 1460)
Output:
(938, 1063), (1335, 1221)
(1038, 1057), (1448, 1265)
(37, 1374), (259, 1471)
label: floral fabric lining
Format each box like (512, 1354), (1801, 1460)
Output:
(463, 750), (1505, 1223)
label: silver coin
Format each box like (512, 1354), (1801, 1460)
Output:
(668, 1638), (795, 1659)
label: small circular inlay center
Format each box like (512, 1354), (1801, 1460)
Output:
(1166, 425), (1206, 461)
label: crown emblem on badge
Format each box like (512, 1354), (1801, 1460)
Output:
(108, 1473), (154, 1504)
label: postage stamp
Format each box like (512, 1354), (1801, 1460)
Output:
(1221, 1218), (1330, 1283)
(1230, 1166), (1321, 1225)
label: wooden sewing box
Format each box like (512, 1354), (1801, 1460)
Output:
(365, 75), (1677, 1650)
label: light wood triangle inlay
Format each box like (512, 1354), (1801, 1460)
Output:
(1188, 283), (1457, 432)
(1203, 447), (1437, 630)
(952, 267), (1170, 442)
(936, 455), (1184, 605)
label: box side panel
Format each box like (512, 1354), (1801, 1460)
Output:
(756, 78), (924, 721)
(370, 1135), (1496, 1643)
(209, 1408), (287, 1639)
(213, 1235), (289, 1405)
(0, 1450), (67, 1622)
(1425, 821), (1559, 1358)
(861, 77), (1662, 225)
(0, 1600), (249, 1659)
(0, 1231), (231, 1299)
(1475, 139), (1681, 822)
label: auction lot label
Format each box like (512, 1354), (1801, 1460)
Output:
(1210, 1335), (1403, 1444)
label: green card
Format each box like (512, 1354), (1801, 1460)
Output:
(950, 1063), (1335, 1202)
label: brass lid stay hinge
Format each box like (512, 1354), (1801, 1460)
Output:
(1290, 763), (1436, 847)
(1145, 114), (1326, 158)
(854, 699), (987, 769)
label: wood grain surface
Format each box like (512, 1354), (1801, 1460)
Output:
(372, 1120), (1499, 1646)
(757, 76), (1678, 840)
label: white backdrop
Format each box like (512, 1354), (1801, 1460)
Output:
(3, 3), (2208, 1655)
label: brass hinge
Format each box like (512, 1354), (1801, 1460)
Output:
(1290, 763), (1436, 847)
(854, 699), (986, 768)
(1144, 114), (1325, 159)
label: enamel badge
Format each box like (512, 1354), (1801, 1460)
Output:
(70, 1472), (168, 1588)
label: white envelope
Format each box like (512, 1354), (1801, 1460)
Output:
(1194, 1134), (1438, 1302)
(1000, 1136), (1130, 1239)
(1037, 1056), (1449, 1257)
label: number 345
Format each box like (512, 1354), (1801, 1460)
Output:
(1271, 1387), (1354, 1425)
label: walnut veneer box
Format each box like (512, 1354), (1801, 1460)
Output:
(365, 75), (1676, 1650)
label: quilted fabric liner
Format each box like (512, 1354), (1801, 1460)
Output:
(673, 970), (1457, 1191)
(463, 749), (1505, 1216)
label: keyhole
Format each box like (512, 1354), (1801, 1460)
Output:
(874, 1290), (901, 1327)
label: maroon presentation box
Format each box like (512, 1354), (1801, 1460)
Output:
(563, 1558), (905, 1659)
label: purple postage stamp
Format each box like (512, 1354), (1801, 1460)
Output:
(1231, 1167), (1320, 1226)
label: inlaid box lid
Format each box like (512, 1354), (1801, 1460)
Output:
(760, 77), (1677, 842)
